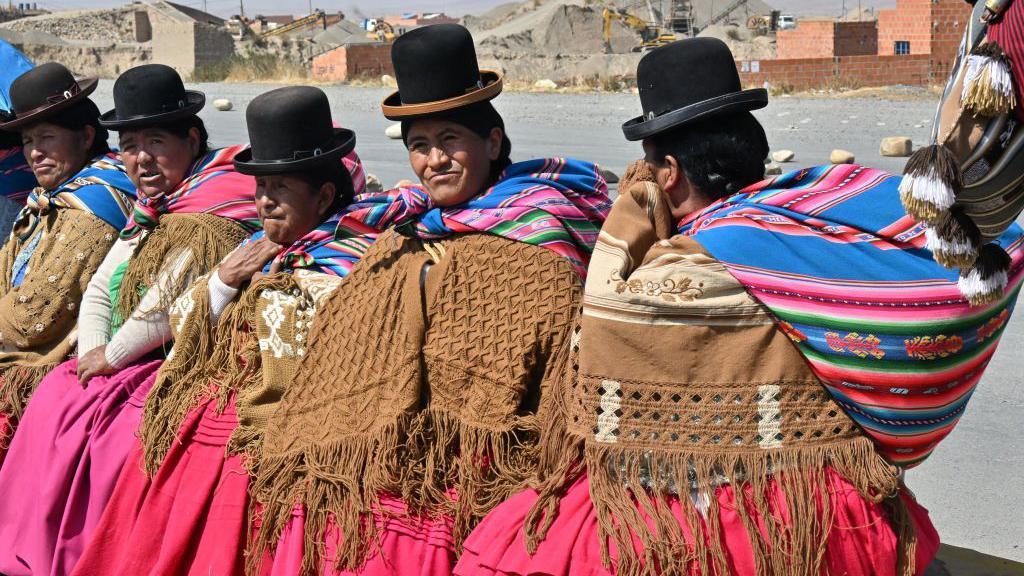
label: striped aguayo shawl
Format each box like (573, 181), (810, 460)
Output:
(679, 163), (1024, 467)
(16, 153), (135, 239)
(251, 151), (369, 277)
(120, 145), (259, 239)
(336, 157), (612, 278)
(0, 146), (36, 204)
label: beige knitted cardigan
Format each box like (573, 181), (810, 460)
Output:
(0, 208), (116, 435)
(250, 229), (582, 574)
(139, 268), (343, 475)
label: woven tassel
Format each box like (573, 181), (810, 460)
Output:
(958, 243), (1011, 306)
(962, 43), (1017, 117)
(899, 145), (962, 224)
(925, 210), (981, 269)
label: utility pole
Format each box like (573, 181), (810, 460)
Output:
(308, 0), (312, 14)
(239, 0), (244, 17)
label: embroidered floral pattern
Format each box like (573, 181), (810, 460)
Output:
(904, 335), (964, 360)
(825, 331), (885, 359)
(609, 272), (705, 303)
(977, 310), (1010, 342)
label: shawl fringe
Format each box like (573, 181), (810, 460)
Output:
(528, 429), (913, 576)
(249, 407), (540, 575)
(118, 213), (248, 323)
(140, 273), (299, 475)
(0, 362), (58, 446)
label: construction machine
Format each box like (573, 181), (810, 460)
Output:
(602, 7), (676, 54)
(364, 19), (396, 42)
(259, 10), (327, 38)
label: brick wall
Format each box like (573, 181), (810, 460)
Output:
(737, 54), (933, 92)
(834, 21), (877, 56)
(877, 0), (932, 56)
(777, 19), (835, 59)
(312, 43), (393, 82)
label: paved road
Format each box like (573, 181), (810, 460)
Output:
(90, 81), (1024, 562)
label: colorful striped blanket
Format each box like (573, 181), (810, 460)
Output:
(0, 146), (36, 204)
(679, 163), (1024, 467)
(250, 151), (369, 277)
(121, 145), (259, 239)
(16, 153), (135, 239)
(335, 157), (612, 278)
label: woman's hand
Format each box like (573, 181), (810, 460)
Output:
(78, 345), (115, 388)
(216, 237), (284, 289)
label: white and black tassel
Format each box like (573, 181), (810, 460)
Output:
(899, 144), (962, 224)
(958, 243), (1011, 306)
(962, 42), (1017, 117)
(925, 210), (981, 269)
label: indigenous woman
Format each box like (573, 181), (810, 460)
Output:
(247, 24), (611, 576)
(70, 86), (366, 576)
(0, 63), (257, 576)
(0, 62), (135, 463)
(457, 38), (1023, 576)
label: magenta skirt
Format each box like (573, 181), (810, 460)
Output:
(0, 356), (161, 576)
(260, 496), (457, 576)
(71, 395), (249, 576)
(455, 472), (940, 576)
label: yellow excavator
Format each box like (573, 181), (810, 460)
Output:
(259, 10), (327, 39)
(365, 19), (397, 42)
(602, 7), (676, 53)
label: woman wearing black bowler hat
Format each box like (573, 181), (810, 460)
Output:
(247, 22), (612, 576)
(0, 63), (260, 576)
(0, 62), (135, 471)
(71, 85), (375, 576)
(454, 36), (1003, 576)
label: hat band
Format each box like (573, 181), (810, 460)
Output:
(15, 81), (84, 118)
(293, 147), (325, 160)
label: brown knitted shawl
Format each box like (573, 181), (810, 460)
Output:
(139, 269), (343, 475)
(525, 181), (916, 576)
(0, 208), (116, 438)
(251, 229), (581, 574)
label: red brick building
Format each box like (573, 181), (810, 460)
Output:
(740, 0), (970, 91)
(311, 43), (393, 82)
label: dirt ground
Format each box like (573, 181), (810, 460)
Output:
(88, 81), (1024, 567)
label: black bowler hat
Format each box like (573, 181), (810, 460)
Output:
(234, 86), (355, 176)
(0, 62), (98, 131)
(622, 37), (768, 141)
(381, 23), (502, 120)
(99, 64), (205, 130)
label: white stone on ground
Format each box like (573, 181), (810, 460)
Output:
(880, 136), (913, 157)
(534, 79), (557, 91)
(213, 98), (232, 111)
(771, 150), (795, 163)
(385, 123), (403, 140)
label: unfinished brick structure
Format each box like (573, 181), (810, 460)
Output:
(741, 0), (970, 91)
(311, 43), (394, 82)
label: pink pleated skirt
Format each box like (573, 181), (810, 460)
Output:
(71, 395), (250, 576)
(0, 356), (161, 576)
(259, 495), (457, 576)
(455, 471), (940, 576)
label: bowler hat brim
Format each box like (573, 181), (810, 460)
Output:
(0, 77), (99, 131)
(233, 127), (356, 176)
(622, 88), (768, 141)
(381, 70), (502, 120)
(98, 90), (206, 130)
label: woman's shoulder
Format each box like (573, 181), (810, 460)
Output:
(446, 233), (581, 282)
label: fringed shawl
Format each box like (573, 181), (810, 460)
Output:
(679, 163), (1024, 467)
(115, 146), (258, 322)
(249, 159), (610, 574)
(140, 150), (372, 471)
(527, 176), (913, 576)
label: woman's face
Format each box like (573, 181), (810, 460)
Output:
(21, 122), (94, 191)
(255, 173), (334, 245)
(119, 127), (200, 199)
(406, 119), (502, 207)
